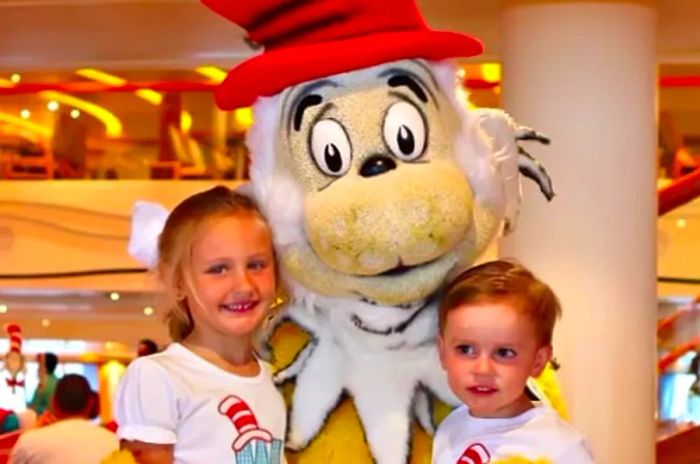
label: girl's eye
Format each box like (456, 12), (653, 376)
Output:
(456, 344), (475, 356)
(206, 264), (228, 275)
(248, 260), (269, 271)
(495, 348), (517, 359)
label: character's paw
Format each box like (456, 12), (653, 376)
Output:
(271, 341), (315, 384)
(413, 388), (436, 435)
(272, 370), (290, 384)
(514, 126), (551, 145)
(285, 429), (311, 451)
(512, 121), (554, 203)
(517, 145), (554, 202)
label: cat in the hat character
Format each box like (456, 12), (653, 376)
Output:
(1, 323), (27, 413)
(200, 1), (557, 463)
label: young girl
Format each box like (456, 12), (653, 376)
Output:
(116, 186), (286, 464)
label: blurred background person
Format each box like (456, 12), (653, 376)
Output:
(9, 374), (118, 464)
(136, 338), (159, 358)
(27, 353), (59, 416)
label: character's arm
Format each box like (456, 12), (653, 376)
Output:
(555, 439), (595, 464)
(120, 441), (174, 464)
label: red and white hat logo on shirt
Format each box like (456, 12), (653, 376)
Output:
(458, 443), (491, 464)
(218, 395), (273, 452)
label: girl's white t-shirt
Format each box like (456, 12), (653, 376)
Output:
(115, 343), (286, 464)
(432, 405), (594, 464)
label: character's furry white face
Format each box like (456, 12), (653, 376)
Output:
(249, 60), (502, 306)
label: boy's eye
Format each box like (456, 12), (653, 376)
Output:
(455, 344), (475, 356)
(495, 348), (517, 359)
(206, 264), (229, 275)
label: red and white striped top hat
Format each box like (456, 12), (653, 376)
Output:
(4, 324), (22, 354)
(458, 444), (490, 464)
(218, 395), (273, 452)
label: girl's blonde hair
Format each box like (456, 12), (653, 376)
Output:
(157, 185), (271, 341)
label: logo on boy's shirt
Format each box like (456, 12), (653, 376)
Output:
(458, 443), (490, 464)
(218, 395), (284, 464)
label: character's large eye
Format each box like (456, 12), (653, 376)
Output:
(383, 101), (426, 161)
(310, 119), (352, 176)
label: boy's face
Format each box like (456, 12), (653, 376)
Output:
(438, 300), (552, 418)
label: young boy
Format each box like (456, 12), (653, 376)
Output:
(433, 260), (594, 464)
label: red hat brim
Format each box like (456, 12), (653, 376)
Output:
(215, 30), (483, 110)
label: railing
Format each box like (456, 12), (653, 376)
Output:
(656, 169), (700, 463)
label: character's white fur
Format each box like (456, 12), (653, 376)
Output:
(431, 61), (524, 232)
(248, 60), (524, 464)
(430, 62), (504, 213)
(248, 94), (306, 251)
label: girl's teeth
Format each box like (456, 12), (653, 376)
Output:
(221, 302), (256, 312)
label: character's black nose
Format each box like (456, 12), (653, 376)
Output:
(359, 155), (397, 177)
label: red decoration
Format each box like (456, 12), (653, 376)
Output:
(0, 81), (214, 95)
(5, 377), (24, 389)
(0, 76), (697, 97)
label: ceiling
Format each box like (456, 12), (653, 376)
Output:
(0, 0), (699, 145)
(0, 0), (698, 70)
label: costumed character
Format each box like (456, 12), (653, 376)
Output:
(198, 1), (559, 463)
(1, 323), (27, 414)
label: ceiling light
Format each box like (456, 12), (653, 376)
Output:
(195, 66), (227, 83)
(181, 111), (193, 133)
(0, 112), (52, 138)
(39, 90), (123, 137)
(0, 304), (7, 314)
(676, 218), (687, 228)
(233, 107), (254, 129)
(10, 74), (21, 84)
(109, 292), (120, 301)
(481, 63), (502, 83)
(77, 68), (163, 105)
(70, 109), (80, 119)
(47, 101), (59, 112)
(134, 89), (163, 105)
(20, 109), (30, 119)
(143, 306), (155, 316)
(41, 319), (50, 328)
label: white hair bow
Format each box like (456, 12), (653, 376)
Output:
(127, 201), (170, 269)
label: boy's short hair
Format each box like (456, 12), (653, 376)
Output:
(54, 374), (93, 415)
(137, 339), (159, 357)
(42, 352), (59, 375)
(439, 260), (561, 345)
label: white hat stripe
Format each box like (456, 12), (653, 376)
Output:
(473, 446), (489, 461)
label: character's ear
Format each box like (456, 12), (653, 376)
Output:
(160, 263), (187, 302)
(531, 344), (553, 377)
(437, 334), (447, 370)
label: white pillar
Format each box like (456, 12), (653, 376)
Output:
(499, 1), (658, 462)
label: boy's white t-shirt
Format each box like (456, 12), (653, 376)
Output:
(115, 343), (286, 464)
(432, 405), (594, 464)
